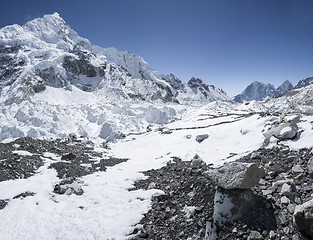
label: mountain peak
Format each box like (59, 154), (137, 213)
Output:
(295, 76), (313, 89)
(234, 80), (295, 103)
(0, 13), (230, 106)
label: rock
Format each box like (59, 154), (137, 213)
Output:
(273, 123), (298, 140)
(64, 188), (73, 195)
(281, 183), (293, 198)
(307, 157), (313, 179)
(207, 162), (264, 190)
(264, 119), (299, 142)
(147, 182), (156, 190)
(161, 128), (173, 134)
(185, 134), (192, 139)
(292, 165), (304, 173)
(212, 188), (276, 230)
(287, 204), (295, 213)
(262, 189), (272, 196)
(13, 191), (35, 199)
(269, 230), (276, 239)
(190, 154), (205, 169)
(204, 221), (217, 240)
(195, 134), (209, 143)
(61, 152), (76, 160)
(281, 196), (290, 205)
(278, 212), (288, 225)
(273, 180), (297, 194)
(53, 180), (84, 196)
(0, 200), (8, 210)
(151, 192), (168, 201)
(251, 152), (261, 160)
(248, 230), (263, 240)
(294, 199), (313, 238)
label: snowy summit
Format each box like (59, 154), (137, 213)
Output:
(0, 12), (230, 142)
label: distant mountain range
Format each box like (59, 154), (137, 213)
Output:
(233, 77), (313, 103)
(0, 12), (229, 105)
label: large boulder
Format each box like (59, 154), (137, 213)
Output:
(196, 134), (209, 143)
(190, 154), (206, 169)
(273, 123), (298, 140)
(209, 188), (276, 235)
(293, 199), (313, 238)
(207, 162), (264, 190)
(263, 114), (299, 143)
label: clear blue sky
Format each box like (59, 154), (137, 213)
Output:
(1, 0), (313, 96)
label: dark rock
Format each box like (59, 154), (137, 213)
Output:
(54, 179), (84, 196)
(191, 154), (205, 169)
(294, 199), (313, 238)
(213, 188), (276, 231)
(13, 191), (35, 199)
(0, 200), (8, 210)
(61, 152), (76, 160)
(196, 134), (209, 143)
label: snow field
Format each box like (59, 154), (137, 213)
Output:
(0, 152), (164, 239)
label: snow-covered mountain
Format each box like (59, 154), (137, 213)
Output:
(0, 12), (229, 105)
(294, 76), (313, 89)
(266, 83), (313, 113)
(276, 80), (294, 95)
(0, 12), (231, 142)
(233, 80), (293, 103)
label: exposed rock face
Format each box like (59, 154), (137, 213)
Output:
(207, 162), (264, 190)
(294, 199), (313, 238)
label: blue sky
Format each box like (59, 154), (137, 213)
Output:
(1, 0), (313, 96)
